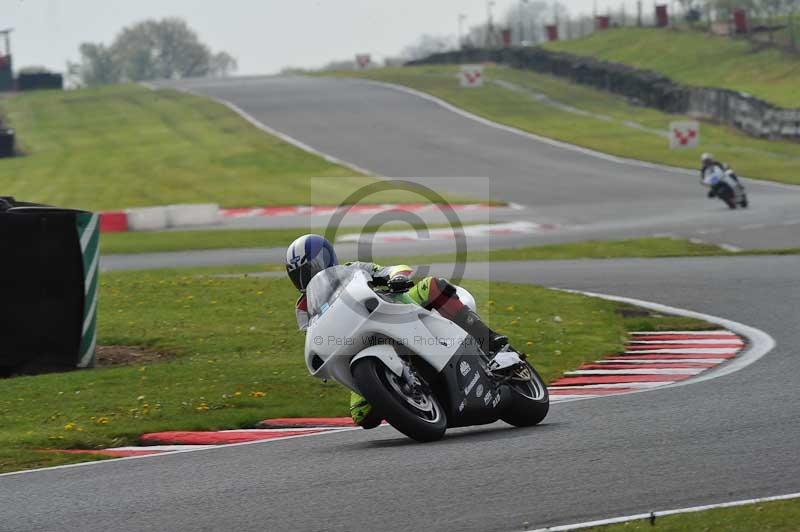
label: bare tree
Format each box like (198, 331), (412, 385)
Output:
(401, 34), (458, 61)
(502, 1), (551, 44)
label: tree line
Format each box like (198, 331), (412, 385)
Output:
(69, 18), (238, 87)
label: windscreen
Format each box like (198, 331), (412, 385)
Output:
(306, 265), (358, 319)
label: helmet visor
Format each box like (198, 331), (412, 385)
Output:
(288, 263), (316, 292)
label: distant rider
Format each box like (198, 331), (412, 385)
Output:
(285, 234), (511, 429)
(700, 153), (740, 197)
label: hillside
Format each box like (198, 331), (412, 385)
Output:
(545, 28), (800, 108)
(0, 85), (398, 211)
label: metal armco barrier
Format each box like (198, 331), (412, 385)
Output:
(409, 47), (800, 140)
(0, 197), (99, 376)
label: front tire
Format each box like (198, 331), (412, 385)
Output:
(501, 363), (550, 427)
(352, 358), (447, 443)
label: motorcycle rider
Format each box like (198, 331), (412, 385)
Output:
(700, 153), (741, 197)
(285, 234), (511, 429)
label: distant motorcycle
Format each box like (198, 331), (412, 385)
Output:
(707, 166), (748, 209)
(303, 266), (549, 442)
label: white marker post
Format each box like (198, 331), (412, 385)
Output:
(459, 65), (484, 88)
(355, 54), (371, 69)
(669, 121), (700, 149)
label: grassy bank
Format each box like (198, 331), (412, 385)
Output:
(0, 84), (431, 211)
(100, 222), (486, 255)
(325, 66), (800, 186)
(0, 265), (708, 473)
(395, 237), (736, 265)
(587, 497), (800, 531)
(545, 27), (800, 108)
(101, 230), (800, 263)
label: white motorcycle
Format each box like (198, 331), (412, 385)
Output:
(304, 265), (549, 442)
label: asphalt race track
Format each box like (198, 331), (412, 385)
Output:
(159, 75), (800, 251)
(4, 77), (799, 532)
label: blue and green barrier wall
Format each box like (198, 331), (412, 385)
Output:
(0, 197), (99, 376)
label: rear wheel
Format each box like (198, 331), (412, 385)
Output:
(501, 363), (550, 427)
(352, 358), (447, 443)
(718, 185), (737, 209)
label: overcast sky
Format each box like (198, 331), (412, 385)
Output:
(5, 0), (624, 75)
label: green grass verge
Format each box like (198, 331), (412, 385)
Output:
(0, 84), (444, 211)
(392, 237), (734, 265)
(0, 265), (709, 473)
(323, 66), (800, 186)
(545, 27), (800, 108)
(100, 222), (485, 255)
(586, 497), (800, 531)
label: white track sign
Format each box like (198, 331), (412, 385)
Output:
(459, 65), (484, 88)
(355, 54), (371, 69)
(669, 121), (700, 149)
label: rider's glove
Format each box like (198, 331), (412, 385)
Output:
(388, 274), (414, 294)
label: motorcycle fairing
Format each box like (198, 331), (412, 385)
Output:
(434, 342), (511, 428)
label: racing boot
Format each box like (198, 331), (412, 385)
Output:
(450, 307), (509, 356)
(349, 392), (382, 429)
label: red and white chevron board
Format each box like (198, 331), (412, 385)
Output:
(99, 203), (509, 232)
(548, 330), (744, 400)
(54, 331), (742, 457)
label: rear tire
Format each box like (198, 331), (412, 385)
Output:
(352, 358), (447, 443)
(501, 363), (550, 427)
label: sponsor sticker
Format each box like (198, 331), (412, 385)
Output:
(464, 372), (480, 395)
(483, 391), (492, 405)
(459, 360), (471, 377)
(492, 394), (501, 408)
(475, 383), (484, 398)
(458, 399), (467, 412)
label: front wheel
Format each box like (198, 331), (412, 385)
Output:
(501, 362), (550, 427)
(352, 358), (447, 443)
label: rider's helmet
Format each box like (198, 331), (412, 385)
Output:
(285, 234), (338, 292)
(701, 153), (713, 164)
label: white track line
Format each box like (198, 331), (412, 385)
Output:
(550, 395), (601, 401)
(108, 445), (217, 452)
(549, 382), (672, 389)
(719, 243), (744, 253)
(527, 491), (800, 531)
(0, 426), (362, 478)
(549, 382), (674, 390)
(219, 428), (342, 433)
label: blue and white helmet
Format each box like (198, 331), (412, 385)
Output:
(285, 234), (338, 292)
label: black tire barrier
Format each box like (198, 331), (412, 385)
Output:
(0, 197), (99, 376)
(0, 128), (14, 158)
(16, 72), (64, 92)
(408, 47), (800, 140)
